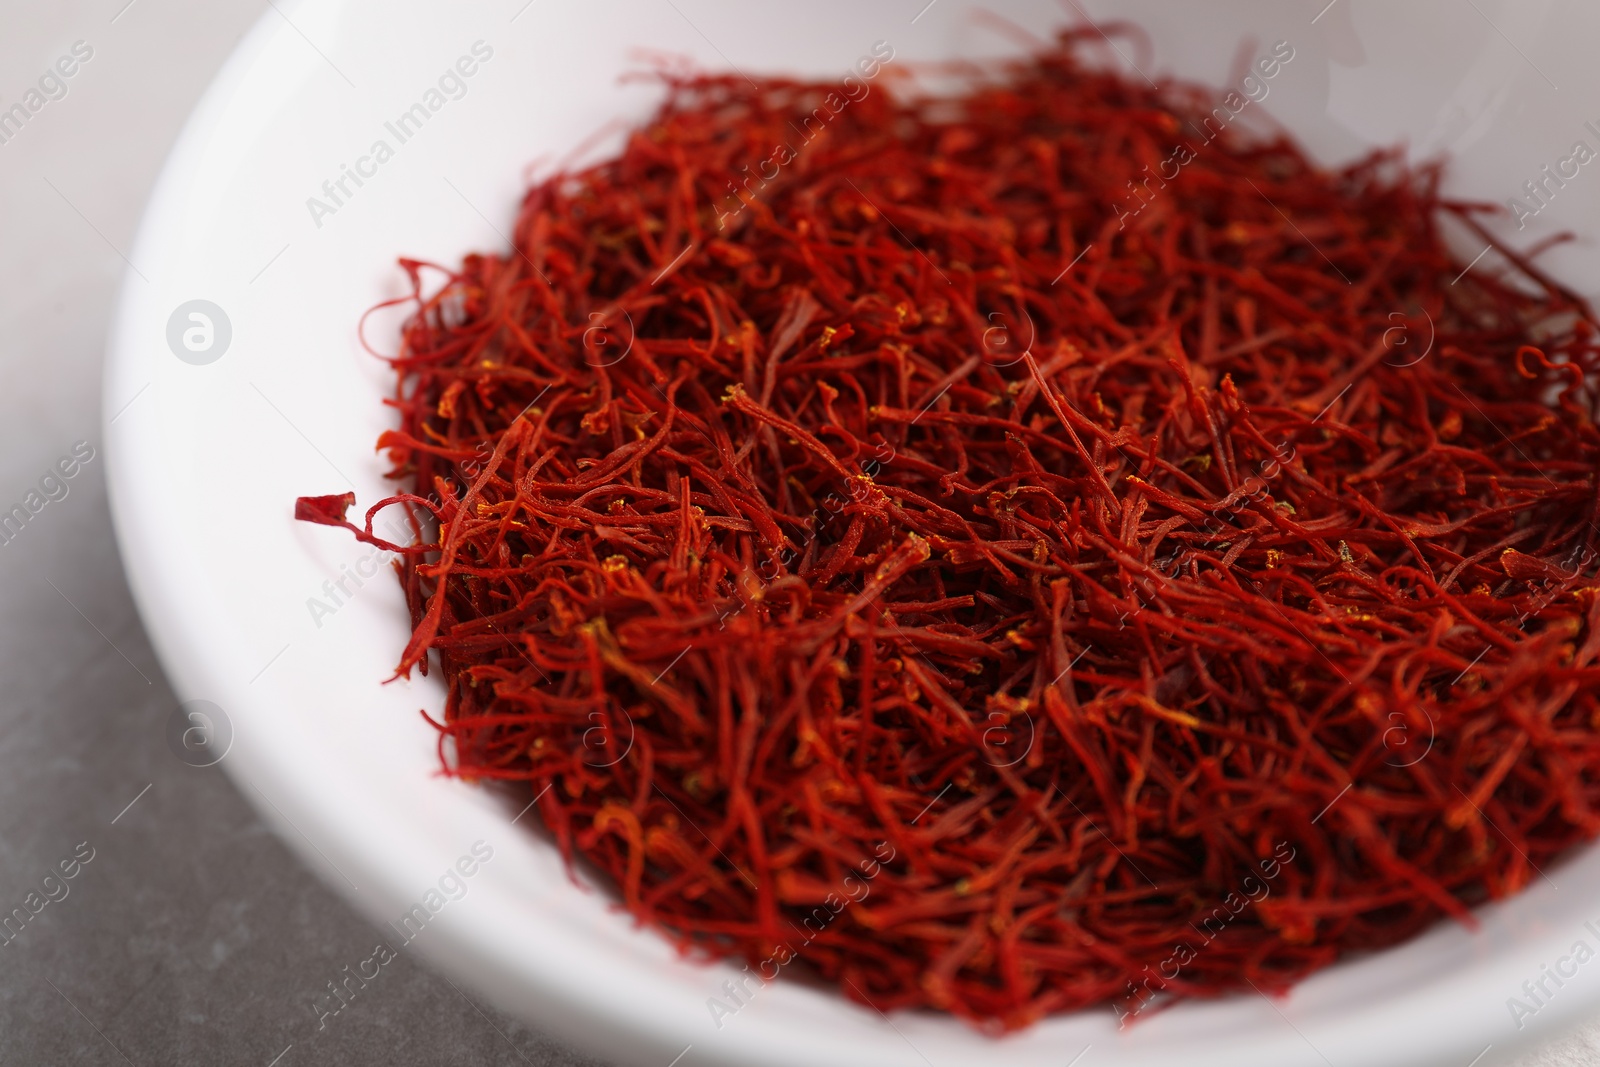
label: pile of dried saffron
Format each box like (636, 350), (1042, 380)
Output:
(297, 28), (1600, 1028)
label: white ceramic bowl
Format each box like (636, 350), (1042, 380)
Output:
(105, 2), (1600, 1064)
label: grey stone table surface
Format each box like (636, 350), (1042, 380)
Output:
(0, 2), (1596, 1066)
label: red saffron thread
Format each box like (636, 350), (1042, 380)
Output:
(298, 29), (1600, 1029)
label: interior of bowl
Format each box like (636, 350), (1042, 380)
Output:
(105, 2), (1600, 1065)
